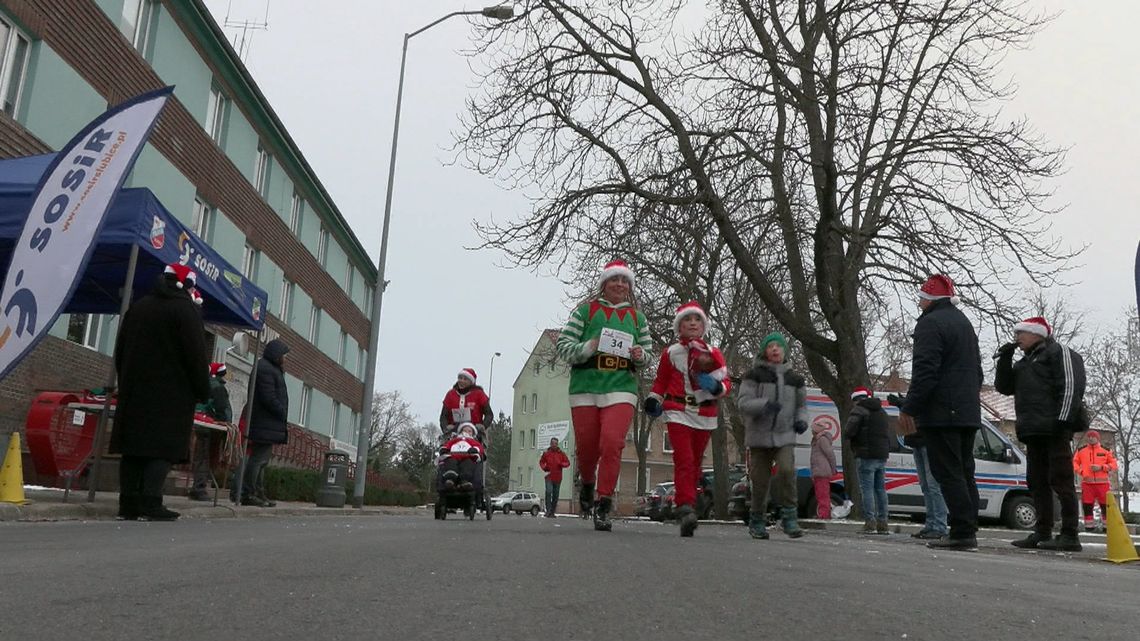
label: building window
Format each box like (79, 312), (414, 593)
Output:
(309, 306), (322, 343)
(358, 346), (367, 379)
(317, 226), (329, 267)
(279, 279), (293, 321)
(289, 191), (304, 234)
(254, 144), (271, 198)
(531, 393), (538, 412)
(191, 197), (214, 241)
(663, 430), (673, 453)
(0, 16), (30, 117)
(331, 401), (341, 438)
(121, 0), (157, 56)
(345, 266), (355, 293)
(516, 466), (522, 484)
(338, 330), (348, 365)
(66, 314), (101, 350)
(518, 431), (524, 449)
(241, 244), (258, 280)
(299, 385), (312, 427)
(362, 287), (372, 318)
(529, 429), (536, 448)
(205, 84), (228, 145)
(521, 395), (528, 414)
(534, 362), (541, 376)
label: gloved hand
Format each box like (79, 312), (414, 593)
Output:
(643, 397), (663, 418)
(996, 342), (1017, 358)
(697, 373), (723, 394)
(765, 400), (782, 414)
(794, 420), (809, 435)
(886, 394), (904, 408)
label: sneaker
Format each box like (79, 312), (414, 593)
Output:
(1038, 534), (1082, 552)
(748, 517), (769, 540)
(912, 529), (947, 540)
(876, 520), (890, 535)
(677, 505), (698, 537)
(593, 497), (613, 532)
(926, 536), (978, 551)
(1011, 532), (1050, 549)
(862, 519), (877, 534)
(241, 496), (268, 507)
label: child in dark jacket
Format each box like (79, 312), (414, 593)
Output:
(845, 387), (890, 534)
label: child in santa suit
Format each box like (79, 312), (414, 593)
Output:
(643, 301), (731, 537)
(439, 423), (486, 492)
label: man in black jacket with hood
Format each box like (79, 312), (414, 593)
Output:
(241, 338), (290, 507)
(898, 275), (983, 550)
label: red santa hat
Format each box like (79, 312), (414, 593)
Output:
(457, 368), (477, 384)
(673, 301), (709, 336)
(189, 287), (203, 306)
(851, 386), (872, 400)
(458, 422), (478, 438)
(598, 259), (635, 289)
(1013, 316), (1051, 338)
(918, 274), (957, 304)
(209, 362), (227, 377)
(165, 263), (197, 289)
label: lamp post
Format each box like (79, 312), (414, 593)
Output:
(488, 351), (502, 402)
(352, 5), (515, 508)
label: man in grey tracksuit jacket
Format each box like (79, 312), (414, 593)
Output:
(737, 332), (808, 539)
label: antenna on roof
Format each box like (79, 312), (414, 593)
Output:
(222, 0), (271, 62)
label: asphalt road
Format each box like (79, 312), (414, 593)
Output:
(1, 514), (1136, 641)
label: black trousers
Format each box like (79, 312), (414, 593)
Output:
(922, 426), (980, 539)
(119, 456), (172, 499)
(1023, 433), (1079, 537)
(441, 457), (476, 484)
(242, 443), (274, 498)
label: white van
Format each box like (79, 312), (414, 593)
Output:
(791, 388), (1036, 529)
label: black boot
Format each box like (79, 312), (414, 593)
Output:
(138, 496), (180, 521)
(117, 494), (141, 521)
(1038, 533), (1082, 552)
(580, 483), (595, 515)
(677, 505), (698, 537)
(593, 496), (613, 532)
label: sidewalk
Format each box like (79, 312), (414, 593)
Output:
(0, 486), (427, 522)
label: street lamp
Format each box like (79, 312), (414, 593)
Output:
(352, 5), (515, 508)
(488, 351), (502, 401)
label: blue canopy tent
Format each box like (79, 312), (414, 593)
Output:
(0, 153), (268, 329)
(0, 153), (269, 503)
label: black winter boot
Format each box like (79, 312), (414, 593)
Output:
(117, 494), (141, 521)
(580, 483), (595, 516)
(138, 497), (180, 521)
(593, 496), (613, 532)
(677, 505), (699, 537)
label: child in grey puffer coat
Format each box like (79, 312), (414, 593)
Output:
(736, 332), (808, 539)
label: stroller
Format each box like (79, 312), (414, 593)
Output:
(433, 423), (493, 521)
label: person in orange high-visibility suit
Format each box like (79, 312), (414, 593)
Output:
(1072, 430), (1118, 531)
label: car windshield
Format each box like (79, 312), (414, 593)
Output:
(495, 493), (514, 500)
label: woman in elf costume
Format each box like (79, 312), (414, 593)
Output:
(556, 260), (652, 531)
(643, 302), (731, 537)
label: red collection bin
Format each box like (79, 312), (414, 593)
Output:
(25, 391), (98, 478)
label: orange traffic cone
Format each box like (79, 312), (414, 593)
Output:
(0, 432), (29, 505)
(1102, 493), (1139, 564)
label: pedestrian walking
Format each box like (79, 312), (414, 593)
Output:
(1073, 430), (1116, 533)
(737, 332), (808, 540)
(242, 338), (290, 507)
(110, 264), (210, 521)
(809, 422), (838, 520)
(440, 368), (493, 437)
(995, 316), (1086, 551)
(189, 362), (232, 501)
(845, 387), (890, 534)
(539, 437), (571, 517)
(643, 301), (731, 537)
(897, 275), (983, 550)
(555, 260), (652, 531)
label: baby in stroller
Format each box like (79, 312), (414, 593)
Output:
(439, 422), (485, 492)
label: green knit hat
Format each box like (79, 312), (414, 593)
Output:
(759, 332), (788, 361)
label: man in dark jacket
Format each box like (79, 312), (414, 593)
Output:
(996, 316), (1085, 552)
(242, 339), (290, 507)
(845, 387), (890, 535)
(898, 274), (983, 550)
(110, 264), (210, 521)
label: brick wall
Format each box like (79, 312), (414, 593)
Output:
(0, 337), (108, 438)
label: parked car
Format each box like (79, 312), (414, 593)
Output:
(695, 464), (748, 520)
(635, 482), (672, 521)
(490, 491), (543, 516)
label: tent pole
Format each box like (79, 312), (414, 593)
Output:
(231, 329), (262, 505)
(86, 243), (140, 503)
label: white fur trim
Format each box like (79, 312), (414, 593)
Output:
(673, 307), (708, 336)
(598, 265), (635, 289)
(1013, 321), (1049, 338)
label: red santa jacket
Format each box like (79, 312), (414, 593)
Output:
(441, 385), (491, 430)
(647, 338), (731, 430)
(539, 447), (571, 483)
(440, 435), (485, 461)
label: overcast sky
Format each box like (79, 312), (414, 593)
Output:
(202, 0), (1140, 423)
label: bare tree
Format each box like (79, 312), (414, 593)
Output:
(1084, 310), (1140, 512)
(458, 0), (1076, 443)
(368, 391), (418, 473)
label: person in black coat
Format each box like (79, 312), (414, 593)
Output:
(110, 264), (210, 521)
(844, 387), (890, 534)
(897, 274), (983, 550)
(995, 316), (1085, 552)
(241, 338), (290, 507)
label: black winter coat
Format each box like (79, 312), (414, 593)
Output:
(248, 339), (290, 445)
(901, 299), (982, 429)
(845, 397), (890, 460)
(994, 337), (1085, 439)
(110, 278), (210, 461)
(205, 377), (232, 423)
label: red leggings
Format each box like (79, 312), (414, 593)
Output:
(667, 423), (712, 508)
(571, 404), (635, 498)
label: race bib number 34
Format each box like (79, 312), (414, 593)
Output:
(598, 327), (633, 359)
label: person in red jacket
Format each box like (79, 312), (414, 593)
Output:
(439, 423), (486, 492)
(643, 301), (732, 537)
(440, 368), (493, 437)
(539, 437), (571, 518)
(1073, 430), (1118, 532)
